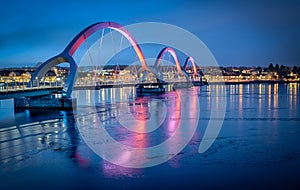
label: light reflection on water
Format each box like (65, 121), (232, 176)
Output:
(0, 83), (300, 189)
(74, 87), (200, 168)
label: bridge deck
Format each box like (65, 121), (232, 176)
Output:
(0, 81), (203, 100)
(0, 87), (63, 100)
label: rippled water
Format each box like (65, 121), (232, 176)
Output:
(0, 83), (300, 189)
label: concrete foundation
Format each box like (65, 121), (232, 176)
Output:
(14, 95), (76, 109)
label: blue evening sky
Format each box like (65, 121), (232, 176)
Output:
(0, 0), (299, 67)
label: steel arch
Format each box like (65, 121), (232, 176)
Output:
(154, 47), (190, 81)
(30, 22), (155, 97)
(183, 57), (199, 79)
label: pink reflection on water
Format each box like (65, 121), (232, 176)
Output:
(74, 151), (91, 168)
(167, 88), (199, 168)
(165, 91), (181, 135)
(76, 87), (199, 169)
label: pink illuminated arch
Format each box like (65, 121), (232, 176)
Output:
(184, 57), (198, 77)
(154, 47), (184, 74)
(30, 22), (153, 96)
(154, 47), (191, 83)
(64, 22), (149, 70)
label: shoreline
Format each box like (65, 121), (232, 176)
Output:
(207, 80), (300, 85)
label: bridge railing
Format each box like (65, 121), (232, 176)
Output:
(0, 81), (63, 92)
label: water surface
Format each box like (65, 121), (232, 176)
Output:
(0, 83), (300, 189)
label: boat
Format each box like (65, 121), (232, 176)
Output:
(135, 83), (165, 94)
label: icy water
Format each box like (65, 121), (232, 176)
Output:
(0, 83), (300, 189)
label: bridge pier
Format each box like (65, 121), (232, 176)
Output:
(14, 95), (76, 109)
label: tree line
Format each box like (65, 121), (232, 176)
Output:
(268, 63), (299, 78)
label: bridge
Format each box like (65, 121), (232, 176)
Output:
(0, 86), (62, 100)
(0, 21), (205, 108)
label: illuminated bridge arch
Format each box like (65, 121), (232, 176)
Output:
(30, 22), (156, 97)
(183, 57), (199, 79)
(154, 47), (190, 82)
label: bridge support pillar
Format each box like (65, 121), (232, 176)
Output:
(14, 95), (76, 110)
